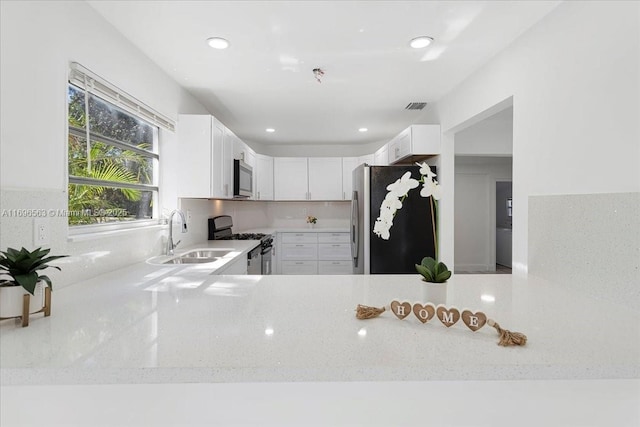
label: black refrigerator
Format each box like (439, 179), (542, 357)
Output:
(351, 163), (436, 274)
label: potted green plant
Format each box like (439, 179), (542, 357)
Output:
(415, 256), (451, 283)
(0, 247), (67, 324)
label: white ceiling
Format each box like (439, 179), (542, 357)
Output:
(88, 1), (560, 146)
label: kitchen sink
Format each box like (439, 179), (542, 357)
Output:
(163, 249), (232, 264)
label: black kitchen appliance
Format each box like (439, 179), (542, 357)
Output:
(351, 163), (436, 274)
(208, 215), (273, 274)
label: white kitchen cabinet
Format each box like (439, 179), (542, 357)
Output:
(341, 157), (359, 200)
(281, 261), (318, 275)
(318, 260), (352, 274)
(374, 144), (389, 165)
(358, 154), (374, 166)
(388, 125), (441, 164)
(274, 157), (345, 201)
(308, 158), (342, 200)
(220, 127), (234, 198)
(218, 255), (248, 275)
(273, 157), (309, 200)
(278, 231), (351, 275)
(177, 114), (232, 199)
(254, 154), (274, 200)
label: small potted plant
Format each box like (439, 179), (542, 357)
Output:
(0, 247), (67, 325)
(306, 215), (317, 228)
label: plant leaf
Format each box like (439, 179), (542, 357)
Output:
(415, 264), (434, 282)
(421, 257), (437, 271)
(14, 272), (38, 295)
(435, 270), (451, 283)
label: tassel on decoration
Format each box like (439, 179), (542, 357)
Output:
(355, 304), (386, 319)
(487, 319), (527, 347)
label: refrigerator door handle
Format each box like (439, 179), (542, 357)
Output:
(351, 190), (359, 267)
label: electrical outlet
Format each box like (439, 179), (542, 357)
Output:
(33, 218), (50, 246)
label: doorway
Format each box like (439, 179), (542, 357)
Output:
(453, 106), (513, 274)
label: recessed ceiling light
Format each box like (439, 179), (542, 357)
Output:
(265, 128), (275, 133)
(206, 37), (230, 49)
(358, 128), (368, 132)
(409, 36), (433, 49)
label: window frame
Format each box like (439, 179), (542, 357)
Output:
(66, 65), (172, 234)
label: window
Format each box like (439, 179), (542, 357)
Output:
(66, 62), (173, 228)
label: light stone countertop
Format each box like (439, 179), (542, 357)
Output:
(1, 264), (638, 386)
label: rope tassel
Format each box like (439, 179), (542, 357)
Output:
(355, 304), (386, 319)
(487, 319), (527, 347)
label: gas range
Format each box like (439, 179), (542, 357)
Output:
(208, 216), (273, 275)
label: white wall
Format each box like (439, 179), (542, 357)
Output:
(0, 1), (209, 287)
(455, 108), (513, 157)
(428, 1), (640, 274)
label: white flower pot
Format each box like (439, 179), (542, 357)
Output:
(0, 281), (46, 319)
(420, 280), (447, 306)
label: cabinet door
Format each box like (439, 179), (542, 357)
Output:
(280, 243), (318, 260)
(274, 158), (308, 200)
(318, 243), (351, 260)
(221, 128), (234, 198)
(341, 157), (359, 200)
(389, 128), (411, 163)
(358, 154), (374, 166)
(281, 261), (318, 275)
(318, 260), (352, 274)
(177, 115), (213, 198)
(374, 145), (389, 165)
(255, 154), (274, 200)
(308, 158), (342, 200)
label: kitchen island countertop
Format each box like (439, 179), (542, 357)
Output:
(1, 266), (637, 386)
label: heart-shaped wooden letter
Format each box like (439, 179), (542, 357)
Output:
(436, 306), (460, 327)
(461, 310), (487, 332)
(412, 303), (435, 323)
(390, 301), (412, 320)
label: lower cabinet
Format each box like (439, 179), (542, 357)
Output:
(277, 231), (351, 275)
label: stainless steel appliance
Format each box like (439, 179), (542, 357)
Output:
(351, 163), (436, 274)
(233, 159), (253, 198)
(208, 215), (273, 274)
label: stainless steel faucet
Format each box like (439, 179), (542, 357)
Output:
(166, 210), (188, 255)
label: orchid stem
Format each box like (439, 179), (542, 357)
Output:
(430, 196), (438, 260)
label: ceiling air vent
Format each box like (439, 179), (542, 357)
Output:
(405, 102), (427, 110)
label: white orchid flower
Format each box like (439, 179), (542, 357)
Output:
(373, 219), (391, 240)
(386, 171), (419, 197)
(420, 179), (442, 200)
(415, 162), (436, 180)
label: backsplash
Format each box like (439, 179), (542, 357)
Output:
(178, 198), (351, 247)
(528, 192), (639, 310)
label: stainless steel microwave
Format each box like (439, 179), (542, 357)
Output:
(233, 159), (253, 198)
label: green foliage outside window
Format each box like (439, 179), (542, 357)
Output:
(67, 85), (157, 225)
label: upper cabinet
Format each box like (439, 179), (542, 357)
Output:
(274, 157), (309, 200)
(374, 144), (389, 166)
(274, 157), (343, 201)
(341, 157), (360, 200)
(388, 124), (441, 164)
(255, 154), (274, 200)
(177, 114), (232, 199)
(308, 158), (342, 200)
